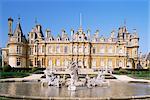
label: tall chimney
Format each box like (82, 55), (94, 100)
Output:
(8, 17), (13, 37)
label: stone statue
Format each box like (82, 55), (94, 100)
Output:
(111, 30), (115, 38)
(68, 61), (78, 91)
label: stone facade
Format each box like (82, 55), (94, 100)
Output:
(2, 17), (139, 69)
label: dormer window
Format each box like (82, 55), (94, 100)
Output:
(57, 37), (61, 41)
(31, 33), (33, 38)
(65, 38), (69, 41)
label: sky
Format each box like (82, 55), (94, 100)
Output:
(0, 0), (149, 54)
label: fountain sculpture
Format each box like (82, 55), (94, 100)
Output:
(42, 61), (109, 91)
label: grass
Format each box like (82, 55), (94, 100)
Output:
(0, 97), (11, 100)
(113, 69), (150, 80)
(0, 72), (30, 79)
(127, 71), (150, 80)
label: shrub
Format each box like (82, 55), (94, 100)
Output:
(118, 68), (128, 74)
(3, 65), (12, 72)
(31, 67), (40, 73)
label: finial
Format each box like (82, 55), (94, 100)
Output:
(133, 28), (137, 33)
(80, 13), (82, 27)
(35, 17), (37, 25)
(18, 14), (20, 23)
(124, 19), (126, 26)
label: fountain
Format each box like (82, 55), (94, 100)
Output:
(0, 61), (149, 99)
(42, 61), (109, 90)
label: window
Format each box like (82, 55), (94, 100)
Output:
(79, 46), (82, 53)
(100, 45), (105, 53)
(56, 46), (60, 53)
(85, 60), (88, 66)
(17, 46), (19, 54)
(31, 40), (33, 44)
(85, 47), (88, 53)
(93, 47), (96, 54)
(35, 45), (37, 53)
(108, 46), (113, 53)
(31, 33), (33, 38)
(108, 59), (112, 67)
(73, 46), (77, 53)
(48, 59), (52, 67)
(42, 45), (45, 53)
(79, 36), (82, 41)
(35, 58), (37, 66)
(135, 50), (137, 55)
(119, 48), (123, 53)
(16, 46), (21, 54)
(48, 46), (52, 53)
(64, 46), (68, 53)
(119, 60), (123, 68)
(17, 33), (20, 42)
(101, 59), (104, 67)
(38, 45), (41, 53)
(56, 59), (60, 66)
(66, 38), (68, 41)
(92, 60), (96, 67)
(30, 47), (33, 55)
(16, 58), (21, 66)
(30, 60), (33, 66)
(78, 60), (82, 68)
(18, 37), (20, 42)
(64, 59), (68, 68)
(42, 58), (45, 65)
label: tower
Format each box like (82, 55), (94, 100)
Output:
(7, 17), (27, 68)
(8, 17), (13, 37)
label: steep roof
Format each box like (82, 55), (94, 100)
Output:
(14, 22), (23, 37)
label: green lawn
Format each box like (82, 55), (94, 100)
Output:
(127, 71), (150, 80)
(0, 72), (30, 79)
(113, 69), (150, 80)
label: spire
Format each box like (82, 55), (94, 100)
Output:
(35, 17), (37, 25)
(14, 17), (23, 37)
(18, 15), (21, 24)
(80, 13), (82, 28)
(124, 19), (126, 26)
